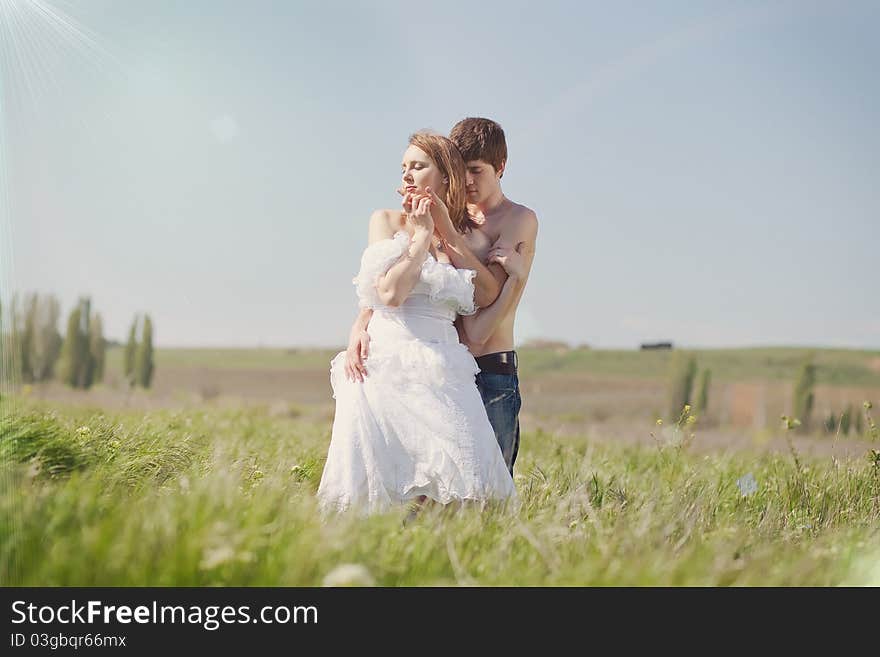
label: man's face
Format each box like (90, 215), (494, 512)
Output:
(465, 159), (503, 205)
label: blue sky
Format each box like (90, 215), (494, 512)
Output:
(1, 0), (877, 348)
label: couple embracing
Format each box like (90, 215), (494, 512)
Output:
(317, 118), (538, 516)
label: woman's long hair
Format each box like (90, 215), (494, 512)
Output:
(408, 132), (475, 233)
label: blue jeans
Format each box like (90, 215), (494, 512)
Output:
(475, 372), (521, 476)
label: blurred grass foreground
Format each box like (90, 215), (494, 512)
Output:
(1, 345), (879, 585)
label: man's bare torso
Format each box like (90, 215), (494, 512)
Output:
(374, 200), (536, 358)
(460, 199), (535, 357)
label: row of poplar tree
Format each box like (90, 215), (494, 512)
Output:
(667, 351), (873, 437)
(0, 292), (154, 389)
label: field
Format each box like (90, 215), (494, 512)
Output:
(2, 346), (879, 586)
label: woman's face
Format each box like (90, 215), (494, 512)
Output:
(400, 145), (445, 195)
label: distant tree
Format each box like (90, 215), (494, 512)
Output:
(823, 411), (837, 434)
(124, 315), (139, 387)
(30, 294), (63, 382)
(4, 293), (23, 383)
(89, 312), (105, 385)
(792, 355), (817, 432)
(77, 298), (94, 388)
(19, 293), (37, 383)
(59, 304), (84, 387)
(695, 369), (711, 417)
(0, 295), (24, 384)
(0, 293), (61, 383)
(840, 404), (852, 436)
(668, 352), (697, 421)
(59, 297), (101, 389)
(134, 314), (154, 388)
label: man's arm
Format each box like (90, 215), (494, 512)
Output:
(442, 232), (507, 309)
(461, 267), (526, 347)
(426, 187), (505, 308)
(344, 307), (373, 382)
(461, 210), (538, 347)
(343, 208), (402, 382)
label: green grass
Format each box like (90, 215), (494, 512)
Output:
(518, 346), (880, 386)
(98, 345), (880, 387)
(3, 396), (879, 586)
(103, 345), (341, 372)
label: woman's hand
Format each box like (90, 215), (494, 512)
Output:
(425, 187), (457, 239)
(402, 191), (434, 238)
(344, 329), (370, 382)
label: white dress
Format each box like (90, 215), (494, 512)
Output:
(317, 231), (517, 515)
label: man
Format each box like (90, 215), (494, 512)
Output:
(344, 117), (538, 476)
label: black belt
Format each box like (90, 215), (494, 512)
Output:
(475, 350), (518, 375)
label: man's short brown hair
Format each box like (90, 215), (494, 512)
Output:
(449, 117), (507, 178)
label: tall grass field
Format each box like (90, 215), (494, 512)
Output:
(3, 379), (879, 586)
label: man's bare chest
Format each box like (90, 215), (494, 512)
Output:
(461, 228), (495, 263)
(466, 214), (518, 259)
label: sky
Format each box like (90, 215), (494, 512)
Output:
(0, 0), (877, 349)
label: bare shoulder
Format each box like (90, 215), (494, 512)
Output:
(510, 201), (538, 228)
(369, 208), (406, 229)
(503, 201), (538, 241)
(368, 208), (406, 243)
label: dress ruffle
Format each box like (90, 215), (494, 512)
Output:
(353, 231), (410, 309)
(352, 231), (477, 314)
(420, 255), (478, 315)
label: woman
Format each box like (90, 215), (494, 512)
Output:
(316, 132), (516, 515)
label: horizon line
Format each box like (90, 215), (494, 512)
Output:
(126, 343), (880, 353)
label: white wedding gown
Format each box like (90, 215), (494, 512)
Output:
(317, 231), (517, 515)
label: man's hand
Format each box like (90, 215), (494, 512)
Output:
(425, 186), (457, 239)
(344, 329), (371, 382)
(488, 241), (530, 280)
